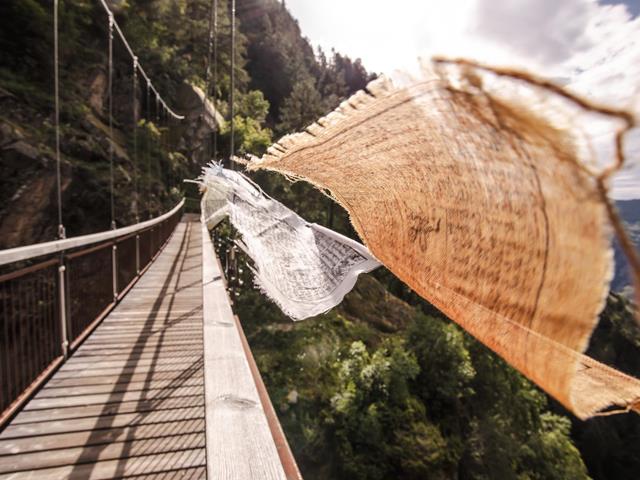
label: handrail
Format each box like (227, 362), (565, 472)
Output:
(0, 199), (185, 267)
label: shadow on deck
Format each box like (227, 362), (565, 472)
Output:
(0, 216), (206, 479)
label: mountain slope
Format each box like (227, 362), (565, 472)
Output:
(612, 199), (640, 297)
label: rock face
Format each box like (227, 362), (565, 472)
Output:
(0, 119), (61, 248)
(0, 64), (211, 249)
(0, 171), (63, 249)
(341, 275), (414, 332)
(175, 82), (225, 163)
(88, 69), (107, 113)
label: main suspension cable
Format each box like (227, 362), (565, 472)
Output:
(96, 0), (183, 120)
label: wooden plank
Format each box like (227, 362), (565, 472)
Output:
(120, 466), (206, 479)
(73, 346), (203, 357)
(24, 385), (204, 410)
(72, 345), (203, 359)
(50, 361), (203, 379)
(0, 419), (205, 456)
(82, 332), (203, 341)
(82, 322), (203, 332)
(55, 355), (204, 372)
(0, 433), (205, 474)
(106, 310), (203, 316)
(72, 348), (204, 359)
(10, 396), (205, 425)
(201, 221), (287, 480)
(0, 447), (206, 480)
(1, 406), (204, 443)
(235, 313), (302, 480)
(94, 315), (203, 324)
(113, 298), (202, 311)
(79, 337), (202, 348)
(35, 377), (204, 399)
(46, 369), (204, 388)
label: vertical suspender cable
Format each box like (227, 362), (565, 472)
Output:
(108, 12), (115, 230)
(160, 106), (164, 152)
(204, 0), (215, 163)
(229, 0), (238, 284)
(156, 95), (160, 183)
(213, 0), (218, 162)
(146, 82), (151, 218)
(53, 0), (65, 239)
(133, 57), (139, 223)
(229, 0), (235, 169)
(53, 0), (69, 360)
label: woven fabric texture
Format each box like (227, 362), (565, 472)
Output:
(246, 63), (640, 419)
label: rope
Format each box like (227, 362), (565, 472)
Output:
(230, 0), (236, 169)
(108, 12), (115, 230)
(53, 0), (65, 239)
(96, 0), (183, 120)
(133, 56), (139, 223)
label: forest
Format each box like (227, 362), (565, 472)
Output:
(0, 1), (639, 479)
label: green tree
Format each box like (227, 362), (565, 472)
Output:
(276, 78), (324, 134)
(220, 89), (272, 155)
(328, 339), (456, 479)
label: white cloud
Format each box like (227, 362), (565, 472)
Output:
(285, 0), (640, 198)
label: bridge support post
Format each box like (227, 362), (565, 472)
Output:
(112, 244), (118, 300)
(57, 263), (69, 359)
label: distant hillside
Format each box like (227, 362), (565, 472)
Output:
(612, 199), (640, 296)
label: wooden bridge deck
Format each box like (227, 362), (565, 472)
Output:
(0, 217), (206, 479)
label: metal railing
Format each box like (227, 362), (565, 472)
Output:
(0, 200), (184, 428)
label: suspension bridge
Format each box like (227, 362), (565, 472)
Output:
(0, 0), (300, 478)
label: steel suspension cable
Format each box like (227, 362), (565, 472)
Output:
(230, 0), (235, 169)
(96, 0), (183, 120)
(108, 12), (115, 230)
(204, 0), (215, 163)
(53, 0), (65, 239)
(156, 95), (160, 184)
(133, 56), (139, 223)
(146, 82), (151, 219)
(213, 0), (218, 162)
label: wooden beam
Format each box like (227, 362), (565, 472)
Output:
(201, 221), (288, 480)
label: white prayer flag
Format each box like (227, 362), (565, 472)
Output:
(200, 165), (380, 320)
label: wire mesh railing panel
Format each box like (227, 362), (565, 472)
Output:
(66, 243), (114, 342)
(0, 260), (60, 415)
(151, 226), (159, 258)
(139, 228), (153, 269)
(117, 234), (138, 293)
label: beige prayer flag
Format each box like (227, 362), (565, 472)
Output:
(245, 59), (640, 419)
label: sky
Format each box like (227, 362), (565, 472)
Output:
(285, 0), (640, 200)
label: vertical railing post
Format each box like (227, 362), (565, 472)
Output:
(136, 234), (141, 274)
(58, 260), (69, 359)
(112, 243), (118, 300)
